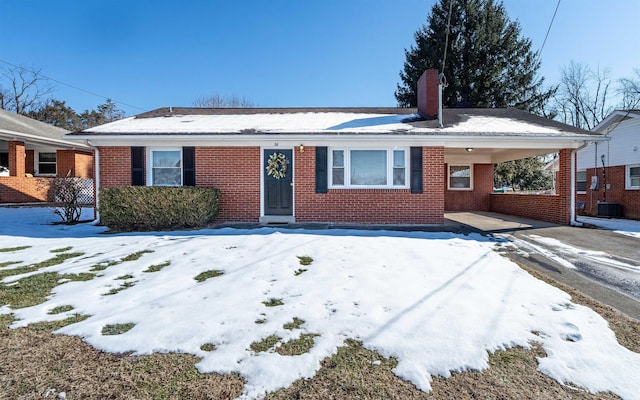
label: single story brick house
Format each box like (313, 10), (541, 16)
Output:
(576, 110), (640, 219)
(0, 109), (94, 204)
(69, 70), (606, 225)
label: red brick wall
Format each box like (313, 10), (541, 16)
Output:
(576, 165), (640, 220)
(25, 150), (34, 174)
(99, 147), (132, 186)
(75, 151), (94, 179)
(490, 193), (565, 224)
(444, 163), (493, 211)
(0, 176), (50, 203)
(417, 69), (439, 118)
(8, 141), (25, 177)
(195, 147), (261, 222)
(295, 146), (445, 224)
(491, 149), (572, 225)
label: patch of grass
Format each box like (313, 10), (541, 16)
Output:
(115, 274), (134, 280)
(255, 318), (267, 324)
(50, 246), (73, 253)
(0, 245), (31, 253)
(0, 252), (84, 280)
(144, 261), (170, 273)
(0, 272), (94, 309)
(26, 314), (90, 332)
(250, 335), (281, 353)
(200, 343), (216, 352)
(0, 324), (245, 399)
(48, 305), (74, 314)
(276, 333), (319, 356)
(283, 317), (305, 330)
(102, 323), (135, 335)
(296, 256), (313, 266)
(294, 268), (307, 276)
(194, 269), (224, 282)
(103, 281), (136, 296)
(121, 250), (154, 262)
(0, 261), (21, 268)
(262, 298), (284, 307)
(89, 250), (155, 273)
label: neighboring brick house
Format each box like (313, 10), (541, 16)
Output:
(576, 110), (640, 220)
(70, 70), (605, 225)
(0, 109), (94, 204)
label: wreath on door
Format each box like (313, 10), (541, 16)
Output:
(266, 152), (288, 179)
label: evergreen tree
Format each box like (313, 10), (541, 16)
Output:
(395, 0), (554, 112)
(27, 99), (82, 131)
(79, 99), (125, 128)
(494, 156), (553, 191)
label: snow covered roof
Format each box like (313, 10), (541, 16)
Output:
(72, 107), (600, 138)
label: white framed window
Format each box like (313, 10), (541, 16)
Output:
(37, 152), (57, 175)
(329, 148), (408, 189)
(627, 164), (640, 190)
(148, 149), (182, 186)
(576, 170), (587, 193)
(448, 164), (473, 190)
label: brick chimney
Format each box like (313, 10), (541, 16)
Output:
(417, 69), (439, 119)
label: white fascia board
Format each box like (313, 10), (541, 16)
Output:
(71, 133), (606, 150)
(593, 110), (640, 133)
(0, 129), (91, 150)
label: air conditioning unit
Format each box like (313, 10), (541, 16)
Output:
(597, 202), (623, 218)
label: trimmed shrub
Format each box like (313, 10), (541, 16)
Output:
(99, 186), (220, 231)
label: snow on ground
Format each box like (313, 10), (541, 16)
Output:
(578, 215), (640, 239)
(1, 207), (639, 399)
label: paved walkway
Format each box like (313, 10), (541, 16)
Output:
(445, 211), (640, 320)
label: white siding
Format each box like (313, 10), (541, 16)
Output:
(577, 118), (640, 169)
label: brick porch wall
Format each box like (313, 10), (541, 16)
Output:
(490, 149), (572, 225)
(576, 165), (640, 220)
(444, 163), (493, 211)
(0, 176), (50, 203)
(295, 146), (445, 224)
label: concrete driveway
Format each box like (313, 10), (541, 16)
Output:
(446, 211), (640, 320)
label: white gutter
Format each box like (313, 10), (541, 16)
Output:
(570, 141), (590, 226)
(0, 129), (92, 150)
(84, 140), (100, 223)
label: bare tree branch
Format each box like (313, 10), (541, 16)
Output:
(0, 65), (54, 114)
(192, 94), (255, 108)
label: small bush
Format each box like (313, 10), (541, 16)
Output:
(99, 186), (220, 231)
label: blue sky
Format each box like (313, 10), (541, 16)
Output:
(1, 0), (638, 116)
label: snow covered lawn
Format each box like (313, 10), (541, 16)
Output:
(1, 208), (639, 399)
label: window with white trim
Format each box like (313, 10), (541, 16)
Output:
(576, 170), (587, 193)
(149, 149), (182, 186)
(37, 152), (57, 175)
(627, 164), (640, 190)
(448, 165), (472, 190)
(329, 148), (408, 188)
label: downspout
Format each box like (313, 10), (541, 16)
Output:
(85, 140), (100, 223)
(570, 142), (590, 226)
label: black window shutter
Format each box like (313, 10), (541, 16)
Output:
(183, 147), (195, 186)
(315, 147), (328, 193)
(131, 147), (145, 186)
(410, 147), (423, 194)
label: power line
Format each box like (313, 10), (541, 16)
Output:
(0, 59), (146, 112)
(539, 0), (561, 57)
